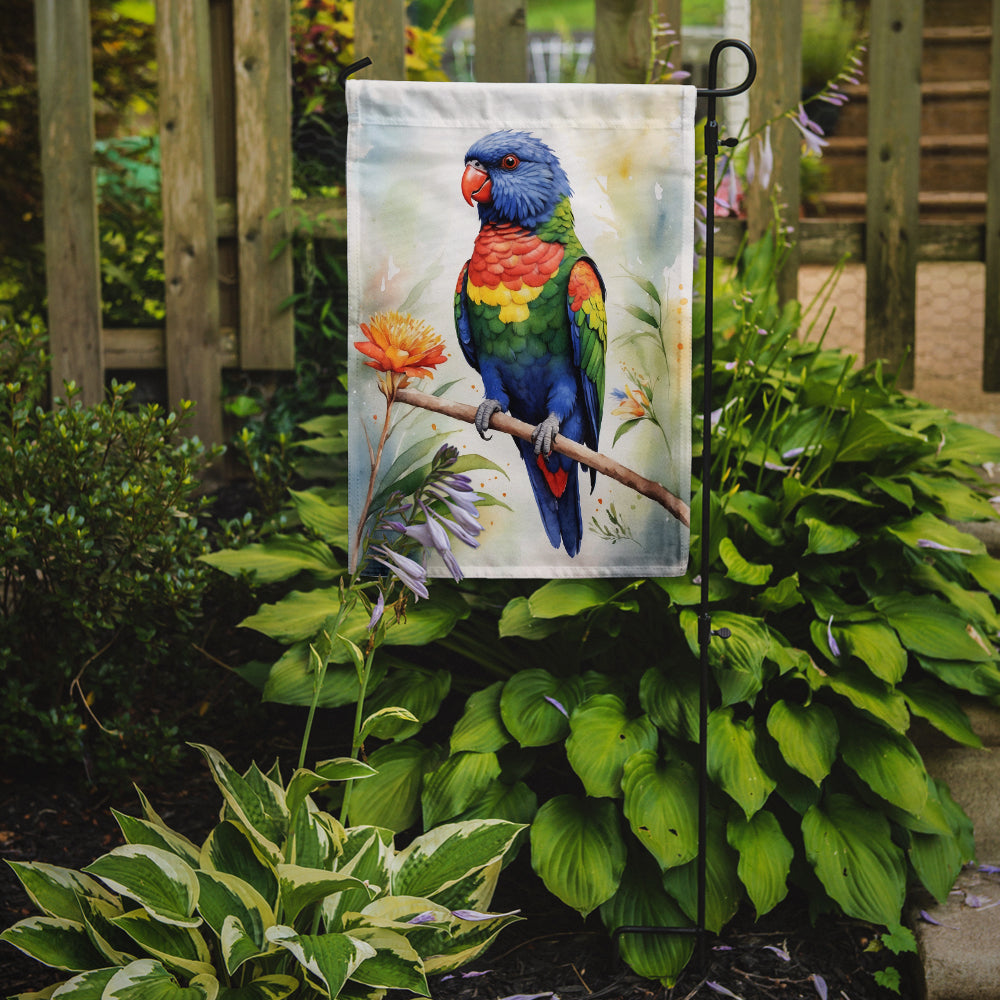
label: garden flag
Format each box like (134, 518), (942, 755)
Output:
(347, 80), (696, 578)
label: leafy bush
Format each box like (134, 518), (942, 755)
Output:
(0, 317), (220, 783)
(216, 233), (1000, 984)
(1, 743), (524, 998)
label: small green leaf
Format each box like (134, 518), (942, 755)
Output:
(803, 517), (859, 555)
(639, 664), (699, 742)
(719, 537), (773, 585)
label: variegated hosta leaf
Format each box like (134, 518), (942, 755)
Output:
(285, 760), (376, 823)
(421, 751), (502, 829)
(200, 822), (278, 910)
(276, 864), (375, 925)
(110, 908), (214, 979)
(4, 861), (118, 922)
(426, 859), (501, 915)
(102, 958), (218, 999)
(391, 820), (524, 901)
(706, 707), (776, 819)
(765, 700), (838, 786)
(83, 846), (200, 928)
(214, 974), (300, 999)
(529, 795), (626, 917)
(323, 829), (393, 931)
(450, 681), (511, 754)
(288, 802), (343, 870)
(421, 907), (522, 975)
(191, 745), (287, 863)
(599, 854), (694, 987)
(46, 966), (118, 997)
(565, 695), (658, 799)
(265, 926), (376, 998)
(0, 916), (107, 972)
(621, 751), (699, 871)
(344, 926), (429, 995)
(727, 810), (793, 917)
(661, 811), (742, 934)
(195, 871), (274, 974)
(802, 793), (906, 926)
(77, 894), (136, 966)
(112, 810), (202, 868)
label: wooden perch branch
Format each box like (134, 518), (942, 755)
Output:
(394, 386), (690, 528)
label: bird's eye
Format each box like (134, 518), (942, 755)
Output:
(501, 154), (520, 170)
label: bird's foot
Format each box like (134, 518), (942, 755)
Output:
(532, 413), (561, 456)
(475, 398), (503, 439)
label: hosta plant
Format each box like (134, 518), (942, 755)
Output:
(1, 744), (523, 999)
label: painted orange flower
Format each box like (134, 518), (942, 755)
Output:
(611, 382), (652, 419)
(355, 311), (448, 381)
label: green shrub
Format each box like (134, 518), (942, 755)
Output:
(1, 744), (524, 997)
(0, 317), (220, 783)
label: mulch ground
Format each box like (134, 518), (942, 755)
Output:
(1, 738), (913, 1000)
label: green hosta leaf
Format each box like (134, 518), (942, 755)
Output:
(346, 926), (428, 994)
(216, 975), (299, 1000)
(195, 871), (274, 974)
(839, 718), (928, 816)
(497, 596), (564, 639)
(724, 490), (784, 546)
(810, 661), (910, 732)
(966, 553), (1000, 597)
(499, 670), (584, 747)
(835, 410), (927, 463)
(277, 865), (374, 925)
(639, 664), (699, 742)
(112, 812), (201, 868)
(802, 793), (906, 926)
(526, 579), (618, 617)
(661, 811), (741, 933)
(285, 759), (376, 822)
(421, 751), (502, 828)
(566, 695), (658, 798)
(450, 682), (511, 754)
(111, 908), (214, 978)
(707, 708), (776, 819)
(103, 959), (218, 1000)
(935, 421), (1000, 464)
(83, 846), (200, 928)
(530, 795), (626, 917)
(599, 853), (694, 987)
(876, 594), (995, 662)
(200, 822), (278, 910)
(393, 820), (524, 901)
(347, 740), (442, 832)
(200, 535), (341, 583)
(0, 916), (107, 971)
(803, 517), (859, 556)
(911, 562), (1000, 633)
(835, 621), (907, 684)
(453, 779), (538, 827)
(360, 706), (421, 742)
(727, 811), (793, 918)
(261, 643), (384, 709)
(621, 751), (698, 871)
(765, 700), (838, 786)
(906, 472), (998, 521)
(916, 655), (1000, 697)
(909, 828), (966, 905)
(363, 667), (451, 740)
(425, 906), (522, 975)
(265, 926), (375, 998)
(901, 680), (982, 748)
(288, 489), (350, 546)
(191, 746), (287, 863)
(5, 862), (118, 923)
(756, 573), (804, 614)
(718, 537), (772, 585)
(886, 511), (986, 556)
(680, 610), (770, 706)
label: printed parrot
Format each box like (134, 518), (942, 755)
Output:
(455, 130), (607, 557)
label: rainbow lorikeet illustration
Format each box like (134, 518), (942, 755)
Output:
(455, 130), (607, 557)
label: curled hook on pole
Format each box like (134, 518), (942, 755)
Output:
(337, 56), (373, 90)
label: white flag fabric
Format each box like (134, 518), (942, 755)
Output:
(347, 80), (695, 578)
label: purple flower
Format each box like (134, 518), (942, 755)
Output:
(747, 125), (773, 190)
(371, 545), (429, 600)
(812, 974), (828, 1000)
(407, 911), (438, 925)
(706, 983), (742, 999)
(544, 695), (569, 718)
(917, 538), (973, 554)
(827, 615), (841, 658)
(791, 104), (829, 156)
(367, 591), (385, 631)
(763, 944), (790, 961)
(451, 908), (520, 921)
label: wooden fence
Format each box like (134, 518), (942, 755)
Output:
(33, 0), (1000, 445)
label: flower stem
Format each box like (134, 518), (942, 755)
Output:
(351, 387), (396, 571)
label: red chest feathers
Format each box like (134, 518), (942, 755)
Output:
(468, 224), (564, 292)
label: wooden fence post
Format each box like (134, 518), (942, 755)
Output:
(355, 0), (406, 80)
(594, 0), (663, 84)
(233, 0), (294, 370)
(983, 0), (1000, 390)
(34, 0), (104, 405)
(474, 0), (527, 83)
(157, 0), (223, 445)
(864, 0), (923, 389)
(746, 0), (801, 305)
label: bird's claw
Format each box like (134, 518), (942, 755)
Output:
(475, 399), (503, 440)
(532, 413), (561, 456)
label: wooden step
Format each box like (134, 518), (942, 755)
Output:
(813, 190), (987, 222)
(822, 134), (989, 193)
(922, 0), (992, 28)
(922, 25), (993, 83)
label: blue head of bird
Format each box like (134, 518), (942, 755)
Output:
(461, 130), (572, 229)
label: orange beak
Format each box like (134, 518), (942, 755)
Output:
(461, 163), (492, 206)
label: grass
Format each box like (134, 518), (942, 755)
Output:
(526, 0), (725, 32)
